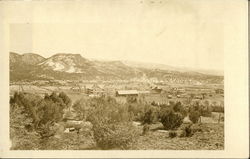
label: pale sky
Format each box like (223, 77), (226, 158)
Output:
(9, 0), (225, 70)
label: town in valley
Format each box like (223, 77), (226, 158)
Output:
(9, 52), (224, 150)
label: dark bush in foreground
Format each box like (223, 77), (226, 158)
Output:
(160, 108), (184, 130)
(169, 131), (177, 138)
(142, 108), (154, 124)
(189, 110), (200, 124)
(180, 124), (193, 137)
(142, 124), (150, 135)
(141, 105), (159, 124)
(172, 101), (187, 116)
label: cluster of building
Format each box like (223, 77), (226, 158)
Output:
(115, 86), (163, 97)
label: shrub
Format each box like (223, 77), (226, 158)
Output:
(151, 101), (157, 106)
(58, 92), (72, 108)
(142, 109), (154, 124)
(220, 116), (224, 122)
(160, 108), (184, 130)
(127, 103), (158, 123)
(169, 131), (177, 138)
(128, 103), (141, 121)
(86, 96), (132, 124)
(172, 101), (187, 117)
(10, 103), (40, 150)
(73, 97), (93, 120)
(180, 124), (193, 137)
(10, 92), (67, 139)
(141, 105), (159, 124)
(10, 91), (88, 150)
(92, 122), (139, 150)
(201, 106), (212, 117)
(142, 124), (150, 135)
(190, 124), (203, 133)
(189, 110), (200, 124)
(87, 96), (139, 149)
(211, 106), (224, 113)
(173, 101), (182, 112)
(126, 96), (137, 104)
(184, 125), (193, 137)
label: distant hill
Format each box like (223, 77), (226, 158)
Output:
(10, 52), (45, 65)
(9, 52), (223, 84)
(39, 53), (93, 73)
(10, 52), (46, 81)
(122, 60), (223, 76)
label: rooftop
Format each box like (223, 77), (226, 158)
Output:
(116, 90), (138, 95)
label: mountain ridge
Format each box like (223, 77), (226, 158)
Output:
(9, 52), (223, 84)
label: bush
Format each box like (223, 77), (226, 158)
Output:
(87, 96), (139, 149)
(160, 108), (184, 130)
(10, 91), (88, 150)
(58, 92), (72, 108)
(127, 103), (159, 123)
(126, 96), (137, 103)
(211, 106), (224, 113)
(180, 124), (193, 137)
(92, 122), (139, 150)
(72, 97), (93, 120)
(189, 110), (200, 124)
(172, 101), (187, 117)
(200, 106), (212, 117)
(184, 125), (193, 137)
(128, 103), (143, 121)
(141, 105), (159, 124)
(10, 92), (68, 139)
(169, 131), (177, 138)
(10, 103), (40, 150)
(142, 108), (154, 124)
(142, 124), (150, 135)
(86, 96), (132, 124)
(173, 101), (182, 112)
(190, 124), (203, 133)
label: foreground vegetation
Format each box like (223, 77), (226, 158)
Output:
(10, 91), (224, 150)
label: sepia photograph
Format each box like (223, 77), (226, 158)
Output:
(0, 0), (249, 158)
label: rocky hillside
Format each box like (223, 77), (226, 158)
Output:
(39, 53), (93, 73)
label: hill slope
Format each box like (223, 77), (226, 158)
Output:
(10, 52), (45, 65)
